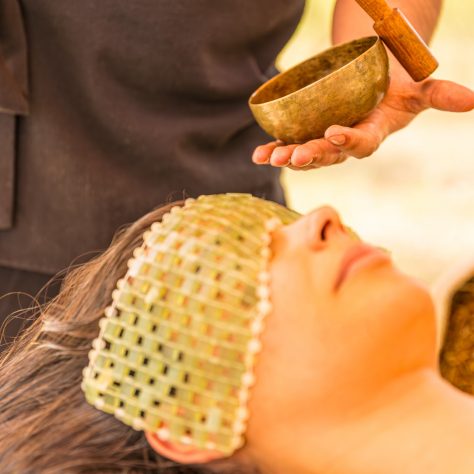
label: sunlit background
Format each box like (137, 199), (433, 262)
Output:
(277, 0), (474, 286)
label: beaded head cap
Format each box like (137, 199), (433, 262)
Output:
(82, 194), (300, 456)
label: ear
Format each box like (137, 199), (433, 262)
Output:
(145, 430), (224, 464)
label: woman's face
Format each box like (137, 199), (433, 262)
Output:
(244, 206), (437, 463)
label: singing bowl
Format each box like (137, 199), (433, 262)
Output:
(248, 36), (389, 144)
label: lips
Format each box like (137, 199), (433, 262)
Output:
(335, 244), (390, 290)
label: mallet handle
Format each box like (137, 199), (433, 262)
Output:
(354, 0), (439, 81)
(354, 0), (392, 21)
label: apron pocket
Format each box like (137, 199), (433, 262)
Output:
(0, 114), (16, 228)
(0, 0), (29, 229)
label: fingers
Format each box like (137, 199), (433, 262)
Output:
(320, 79), (474, 161)
(252, 79), (473, 170)
(252, 141), (281, 164)
(393, 79), (474, 114)
(288, 139), (347, 167)
(253, 138), (348, 169)
(324, 123), (384, 159)
(287, 149), (347, 170)
(253, 119), (384, 167)
(269, 144), (299, 166)
(421, 79), (474, 113)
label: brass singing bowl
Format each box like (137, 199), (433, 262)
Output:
(249, 36), (389, 144)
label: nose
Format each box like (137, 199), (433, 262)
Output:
(308, 206), (344, 250)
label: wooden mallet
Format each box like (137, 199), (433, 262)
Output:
(354, 0), (439, 81)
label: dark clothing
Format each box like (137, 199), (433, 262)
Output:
(0, 0), (305, 275)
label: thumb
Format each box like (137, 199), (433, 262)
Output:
(421, 79), (474, 112)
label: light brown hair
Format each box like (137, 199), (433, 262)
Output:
(0, 202), (256, 474)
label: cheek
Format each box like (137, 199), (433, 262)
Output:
(247, 261), (333, 422)
(336, 268), (437, 377)
(246, 316), (329, 441)
(246, 261), (438, 440)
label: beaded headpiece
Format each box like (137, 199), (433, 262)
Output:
(82, 194), (300, 456)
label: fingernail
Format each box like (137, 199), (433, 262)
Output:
(296, 158), (313, 167)
(253, 155), (269, 164)
(327, 134), (346, 146)
(270, 151), (290, 167)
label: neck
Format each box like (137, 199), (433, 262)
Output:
(256, 370), (474, 474)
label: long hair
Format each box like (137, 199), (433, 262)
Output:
(0, 202), (251, 474)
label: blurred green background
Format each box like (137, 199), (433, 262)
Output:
(277, 0), (474, 285)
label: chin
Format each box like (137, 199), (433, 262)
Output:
(343, 263), (437, 367)
(382, 264), (434, 318)
(345, 259), (433, 314)
(379, 265), (437, 360)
